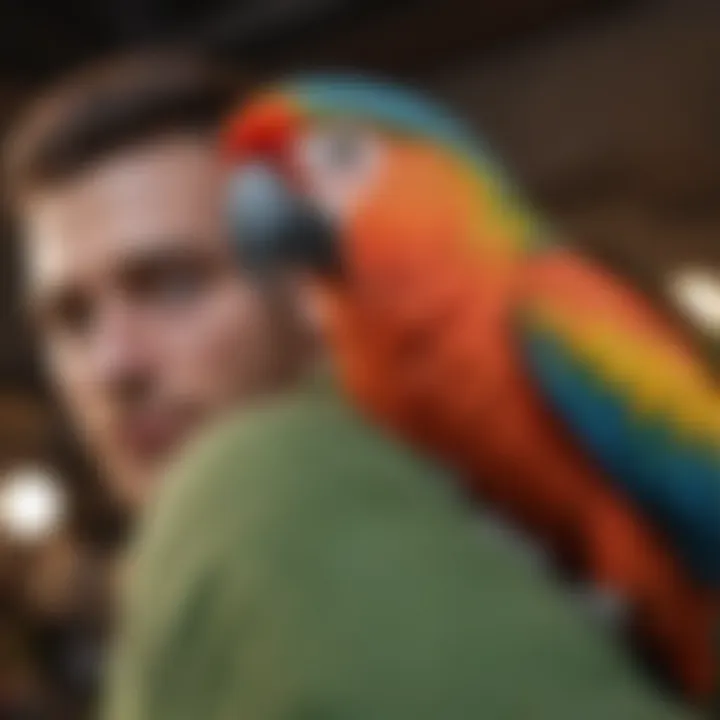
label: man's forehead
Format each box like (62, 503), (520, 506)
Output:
(22, 136), (228, 287)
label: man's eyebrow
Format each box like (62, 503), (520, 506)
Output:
(116, 232), (204, 256)
(116, 234), (227, 266)
(115, 238), (224, 280)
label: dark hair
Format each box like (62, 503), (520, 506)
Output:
(4, 50), (241, 208)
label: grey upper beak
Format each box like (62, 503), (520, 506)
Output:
(227, 163), (339, 274)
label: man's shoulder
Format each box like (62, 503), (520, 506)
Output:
(138, 374), (454, 567)
(167, 373), (455, 518)
(124, 373), (464, 651)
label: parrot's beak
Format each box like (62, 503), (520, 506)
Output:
(227, 163), (340, 275)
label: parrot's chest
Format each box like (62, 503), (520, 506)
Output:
(332, 270), (573, 474)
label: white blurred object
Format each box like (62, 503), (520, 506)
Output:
(670, 268), (720, 335)
(0, 466), (66, 542)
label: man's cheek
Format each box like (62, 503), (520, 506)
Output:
(152, 317), (236, 397)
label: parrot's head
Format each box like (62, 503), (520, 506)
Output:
(221, 75), (536, 276)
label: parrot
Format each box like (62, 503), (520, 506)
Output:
(220, 75), (720, 702)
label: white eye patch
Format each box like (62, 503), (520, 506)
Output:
(293, 122), (384, 218)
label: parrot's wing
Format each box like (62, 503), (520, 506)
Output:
(518, 255), (720, 586)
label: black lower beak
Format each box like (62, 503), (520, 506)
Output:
(227, 163), (340, 275)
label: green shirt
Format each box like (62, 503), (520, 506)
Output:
(103, 373), (694, 719)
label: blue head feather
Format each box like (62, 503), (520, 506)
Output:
(278, 74), (515, 191)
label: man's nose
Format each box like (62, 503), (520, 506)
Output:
(89, 303), (153, 399)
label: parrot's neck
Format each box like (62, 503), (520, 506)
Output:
(459, 152), (552, 260)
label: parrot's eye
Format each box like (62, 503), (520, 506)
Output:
(299, 124), (376, 174)
(294, 124), (382, 215)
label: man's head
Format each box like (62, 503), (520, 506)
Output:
(6, 52), (315, 509)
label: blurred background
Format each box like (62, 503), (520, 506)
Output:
(0, 0), (717, 716)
